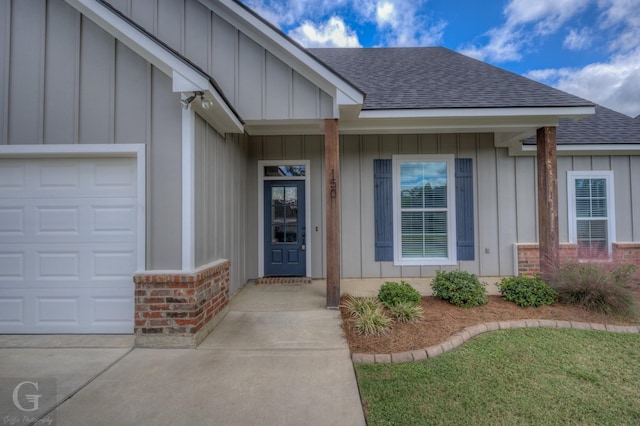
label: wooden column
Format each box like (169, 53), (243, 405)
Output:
(325, 119), (341, 308)
(537, 127), (560, 279)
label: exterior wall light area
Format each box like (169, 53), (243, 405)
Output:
(180, 91), (214, 110)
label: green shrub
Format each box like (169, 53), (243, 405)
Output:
(353, 305), (392, 336)
(389, 302), (425, 323)
(498, 276), (556, 307)
(430, 270), (488, 308)
(549, 262), (637, 316)
(378, 281), (422, 308)
(340, 295), (382, 318)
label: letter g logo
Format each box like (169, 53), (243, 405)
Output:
(12, 381), (41, 412)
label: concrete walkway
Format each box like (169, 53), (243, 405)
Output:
(0, 282), (365, 426)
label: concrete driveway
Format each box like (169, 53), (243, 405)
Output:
(0, 282), (365, 426)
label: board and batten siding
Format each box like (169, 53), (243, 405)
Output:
(248, 133), (507, 278)
(0, 0), (181, 270)
(248, 134), (640, 279)
(194, 115), (250, 295)
(104, 0), (334, 121)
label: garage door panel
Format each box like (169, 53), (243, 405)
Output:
(0, 288), (133, 333)
(92, 250), (137, 278)
(37, 297), (80, 325)
(0, 200), (136, 243)
(0, 252), (25, 280)
(0, 156), (138, 334)
(0, 158), (137, 198)
(1, 244), (137, 286)
(0, 162), (26, 190)
(0, 297), (24, 325)
(0, 206), (24, 235)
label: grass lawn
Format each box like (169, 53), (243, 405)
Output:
(355, 328), (640, 425)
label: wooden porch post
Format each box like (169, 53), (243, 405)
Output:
(537, 127), (560, 280)
(325, 119), (341, 308)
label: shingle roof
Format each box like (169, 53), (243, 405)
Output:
(308, 47), (593, 111)
(523, 104), (640, 145)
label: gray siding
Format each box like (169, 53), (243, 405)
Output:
(249, 133), (505, 278)
(248, 134), (640, 279)
(104, 0), (334, 120)
(0, 0), (182, 270)
(194, 115), (250, 295)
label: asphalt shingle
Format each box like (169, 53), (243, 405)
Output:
(523, 105), (640, 145)
(308, 47), (593, 111)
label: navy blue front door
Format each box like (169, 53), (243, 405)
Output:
(264, 181), (306, 276)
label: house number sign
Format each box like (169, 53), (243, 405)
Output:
(330, 169), (337, 199)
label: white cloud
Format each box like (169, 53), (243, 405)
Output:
(459, 26), (524, 62)
(459, 0), (591, 62)
(376, 2), (396, 25)
(526, 47), (640, 117)
(372, 0), (446, 47)
(525, 0), (640, 117)
(563, 28), (592, 50)
(288, 17), (362, 47)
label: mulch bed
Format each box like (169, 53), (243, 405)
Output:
(341, 294), (640, 354)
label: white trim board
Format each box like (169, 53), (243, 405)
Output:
(0, 143), (146, 272)
(257, 160), (312, 278)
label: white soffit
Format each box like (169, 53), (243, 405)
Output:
(199, 0), (364, 108)
(65, 0), (243, 134)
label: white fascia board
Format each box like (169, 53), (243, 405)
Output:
(66, 0), (243, 134)
(359, 106), (595, 119)
(199, 0), (364, 107)
(511, 144), (640, 156)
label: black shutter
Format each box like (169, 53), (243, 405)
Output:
(455, 158), (475, 261)
(374, 159), (393, 261)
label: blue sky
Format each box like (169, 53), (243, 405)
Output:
(241, 0), (640, 118)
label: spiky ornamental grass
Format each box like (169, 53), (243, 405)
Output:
(388, 302), (425, 323)
(549, 261), (638, 316)
(353, 305), (392, 336)
(340, 295), (382, 318)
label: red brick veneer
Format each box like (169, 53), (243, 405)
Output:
(133, 260), (230, 348)
(517, 243), (640, 276)
(613, 243), (640, 264)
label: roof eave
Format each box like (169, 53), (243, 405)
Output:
(513, 143), (640, 156)
(358, 106), (595, 119)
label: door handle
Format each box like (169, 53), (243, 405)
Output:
(301, 227), (306, 251)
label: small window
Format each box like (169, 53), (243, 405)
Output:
(567, 171), (615, 259)
(264, 165), (306, 177)
(393, 155), (456, 265)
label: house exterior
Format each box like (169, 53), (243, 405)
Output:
(1, 0), (639, 347)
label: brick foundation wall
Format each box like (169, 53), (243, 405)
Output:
(613, 243), (640, 264)
(517, 243), (640, 276)
(133, 260), (230, 348)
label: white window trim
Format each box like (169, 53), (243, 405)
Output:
(567, 170), (616, 257)
(257, 160), (312, 278)
(392, 154), (457, 266)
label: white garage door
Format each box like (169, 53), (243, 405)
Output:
(0, 157), (138, 334)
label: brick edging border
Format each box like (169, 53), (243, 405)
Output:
(351, 320), (640, 364)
